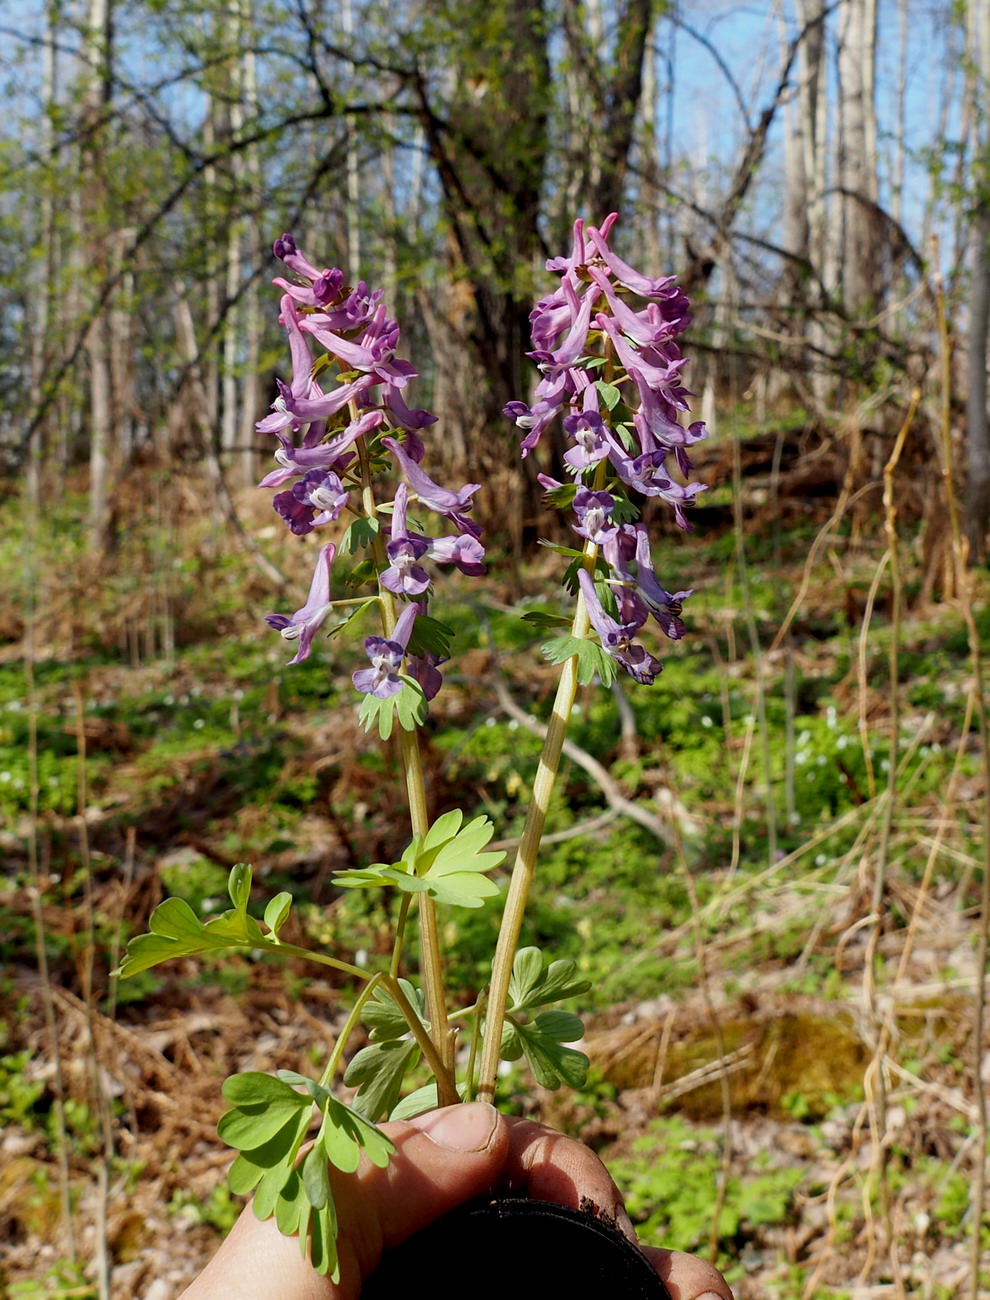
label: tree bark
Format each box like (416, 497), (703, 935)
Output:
(965, 0), (990, 561)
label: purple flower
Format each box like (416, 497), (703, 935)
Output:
(426, 533), (486, 576)
(382, 437), (481, 538)
(572, 489), (617, 545)
(563, 388), (610, 474)
(578, 569), (663, 685)
(381, 483), (431, 596)
(629, 525), (692, 640)
(272, 469), (349, 536)
(257, 372), (376, 439)
(259, 410), (382, 488)
(302, 304), (417, 389)
(352, 603), (418, 698)
(586, 226), (676, 299)
(266, 544), (336, 665)
(407, 652), (445, 701)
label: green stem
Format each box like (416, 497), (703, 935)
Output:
(258, 940), (372, 983)
(321, 973), (384, 1088)
(352, 415), (454, 1100)
(475, 548), (596, 1104)
(382, 974), (457, 1100)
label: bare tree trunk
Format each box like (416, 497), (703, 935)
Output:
(966, 0), (990, 561)
(236, 3), (263, 487)
(27, 0), (59, 510)
(82, 0), (114, 553)
(836, 0), (879, 314)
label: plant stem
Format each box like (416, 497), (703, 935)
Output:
(475, 564), (594, 1104)
(321, 973), (384, 1087)
(352, 414), (454, 1099)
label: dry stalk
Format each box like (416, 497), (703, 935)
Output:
(72, 679), (114, 1300)
(731, 432), (777, 862)
(22, 466), (75, 1260)
(933, 253), (990, 1300)
(674, 808), (732, 1268)
(853, 393), (916, 1297)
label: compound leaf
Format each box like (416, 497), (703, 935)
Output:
(508, 947), (591, 1013)
(344, 1039), (421, 1122)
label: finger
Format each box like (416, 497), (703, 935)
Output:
(500, 1116), (637, 1243)
(179, 1103), (508, 1300)
(333, 1102), (507, 1295)
(641, 1246), (734, 1300)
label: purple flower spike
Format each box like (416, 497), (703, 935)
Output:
(352, 603), (418, 698)
(266, 543), (336, 665)
(382, 437), (481, 538)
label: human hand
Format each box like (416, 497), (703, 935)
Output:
(178, 1103), (732, 1300)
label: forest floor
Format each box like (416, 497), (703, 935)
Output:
(1, 427), (988, 1299)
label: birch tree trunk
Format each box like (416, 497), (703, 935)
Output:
(965, 0), (990, 561)
(82, 0), (114, 553)
(836, 0), (880, 314)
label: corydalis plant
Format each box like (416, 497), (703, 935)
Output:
(114, 218), (707, 1280)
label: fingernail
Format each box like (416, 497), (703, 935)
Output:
(694, 1293), (725, 1300)
(408, 1102), (498, 1151)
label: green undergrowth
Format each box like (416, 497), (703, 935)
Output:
(2, 489), (986, 1022)
(610, 1114), (805, 1260)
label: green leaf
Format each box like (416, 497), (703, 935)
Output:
(560, 555), (586, 595)
(540, 635), (618, 688)
(326, 599), (376, 640)
(344, 558), (378, 588)
(394, 677), (428, 731)
(542, 482), (579, 511)
(344, 1039), (421, 1122)
(414, 814), (505, 909)
(336, 813), (503, 909)
(609, 493), (640, 524)
(226, 1105), (311, 1204)
(320, 1098), (395, 1175)
(308, 1198), (339, 1279)
(340, 515), (380, 555)
(508, 947), (592, 1012)
(218, 1073), (312, 1150)
(520, 610), (572, 630)
(113, 895), (265, 978)
(301, 1143), (331, 1210)
(273, 1166), (308, 1238)
(537, 539), (585, 558)
(358, 679), (427, 740)
(264, 892), (293, 937)
(594, 379), (622, 411)
(511, 1012), (590, 1090)
(363, 980), (427, 1042)
(407, 614), (453, 660)
(359, 691), (395, 739)
(228, 863), (253, 911)
(389, 1083), (439, 1121)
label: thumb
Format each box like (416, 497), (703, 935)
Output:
(178, 1103), (508, 1300)
(334, 1102), (507, 1294)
